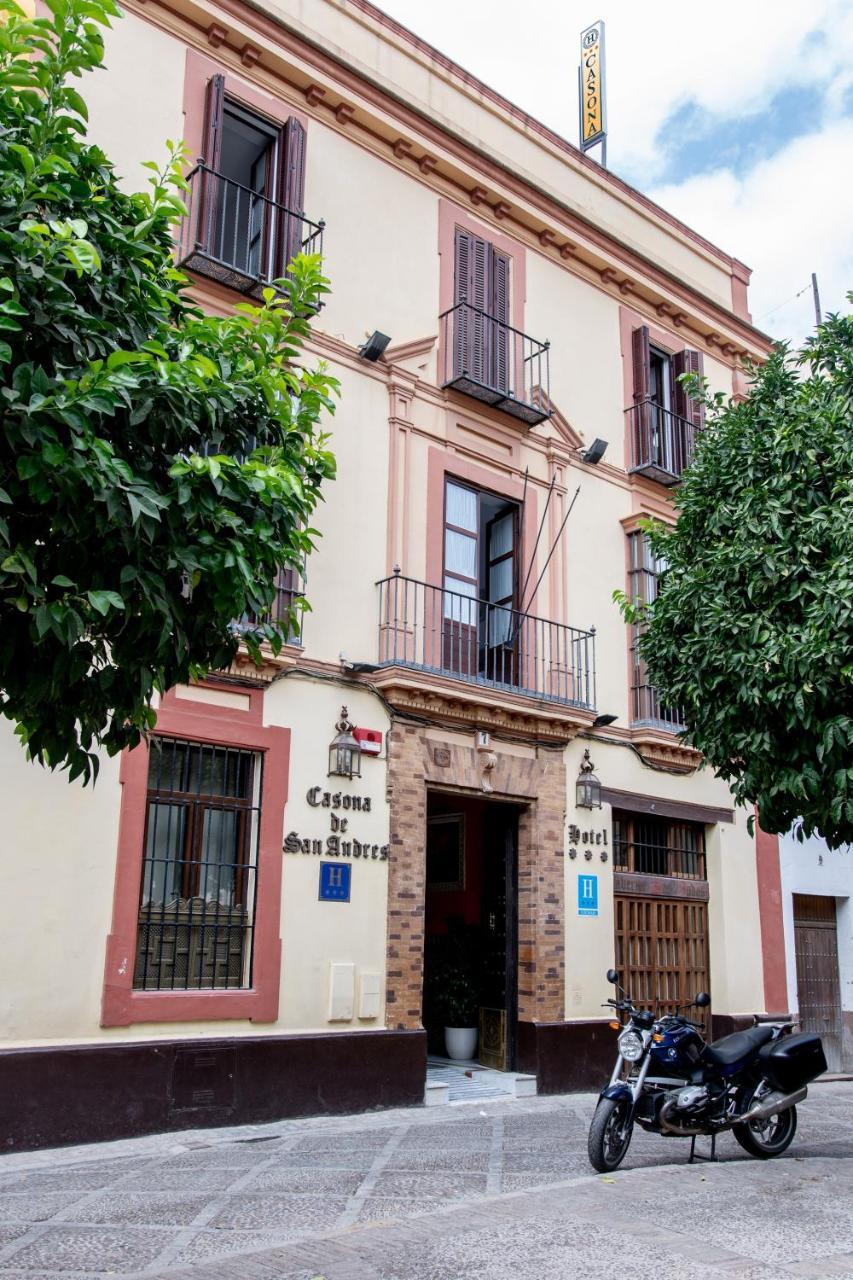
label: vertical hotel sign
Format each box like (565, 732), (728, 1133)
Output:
(579, 21), (606, 152)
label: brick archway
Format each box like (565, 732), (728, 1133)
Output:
(384, 723), (566, 1031)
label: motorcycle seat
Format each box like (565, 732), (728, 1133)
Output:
(704, 1024), (776, 1067)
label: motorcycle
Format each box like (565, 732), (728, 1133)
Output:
(588, 968), (827, 1173)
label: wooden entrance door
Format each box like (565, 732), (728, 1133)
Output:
(479, 806), (518, 1071)
(615, 895), (710, 1026)
(794, 894), (842, 1072)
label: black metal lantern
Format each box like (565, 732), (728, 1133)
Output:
(328, 706), (362, 779)
(576, 748), (601, 809)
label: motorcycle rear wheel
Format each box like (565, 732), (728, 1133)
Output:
(588, 1097), (634, 1172)
(734, 1102), (797, 1159)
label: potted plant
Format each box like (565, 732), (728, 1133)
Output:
(438, 961), (479, 1061)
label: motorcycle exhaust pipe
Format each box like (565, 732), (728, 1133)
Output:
(735, 1085), (807, 1126)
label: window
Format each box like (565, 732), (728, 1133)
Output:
(613, 810), (706, 881)
(626, 530), (683, 729)
(134, 737), (262, 991)
(180, 74), (317, 293)
(235, 564), (304, 646)
(442, 478), (518, 683)
(628, 327), (704, 482)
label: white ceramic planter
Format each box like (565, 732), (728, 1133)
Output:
(445, 1026), (478, 1061)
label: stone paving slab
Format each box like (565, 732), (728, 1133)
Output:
(0, 1083), (849, 1277)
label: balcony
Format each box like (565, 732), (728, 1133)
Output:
(176, 164), (324, 297)
(632, 680), (685, 732)
(233, 569), (303, 646)
(377, 573), (596, 710)
(626, 400), (695, 485)
(439, 302), (551, 427)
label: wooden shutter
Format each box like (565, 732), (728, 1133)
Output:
(491, 249), (510, 394)
(199, 74), (226, 255)
(279, 116), (307, 272)
(202, 74), (225, 170)
(454, 227), (490, 385)
(670, 347), (704, 474)
(631, 326), (651, 402)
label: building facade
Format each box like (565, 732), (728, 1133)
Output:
(0, 0), (787, 1148)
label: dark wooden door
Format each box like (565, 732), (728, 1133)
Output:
(479, 806), (518, 1071)
(482, 506), (518, 687)
(615, 895), (710, 1026)
(794, 894), (842, 1072)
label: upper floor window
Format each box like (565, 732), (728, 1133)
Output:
(177, 75), (323, 295)
(134, 737), (262, 992)
(627, 529), (683, 731)
(439, 226), (550, 426)
(627, 326), (704, 485)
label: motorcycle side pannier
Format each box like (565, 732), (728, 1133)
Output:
(759, 1033), (827, 1092)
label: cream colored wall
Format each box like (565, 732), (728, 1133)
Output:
(562, 738), (766, 1022)
(300, 361), (390, 666)
(265, 678), (390, 1032)
(84, 10), (185, 192)
(307, 123), (439, 351)
(0, 728), (122, 1045)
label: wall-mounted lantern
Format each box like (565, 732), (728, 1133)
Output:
(328, 706), (362, 779)
(576, 748), (602, 809)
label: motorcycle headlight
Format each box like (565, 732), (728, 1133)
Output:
(618, 1029), (644, 1062)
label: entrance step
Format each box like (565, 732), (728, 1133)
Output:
(513, 1073), (537, 1099)
(425, 1057), (537, 1104)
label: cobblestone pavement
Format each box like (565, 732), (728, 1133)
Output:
(0, 1082), (851, 1278)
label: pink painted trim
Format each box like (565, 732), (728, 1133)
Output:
(437, 199), (526, 395)
(755, 817), (789, 1014)
(183, 47), (309, 163)
(101, 685), (289, 1027)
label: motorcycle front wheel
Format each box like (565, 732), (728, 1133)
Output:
(734, 1099), (797, 1159)
(588, 1097), (634, 1172)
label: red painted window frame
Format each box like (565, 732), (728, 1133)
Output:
(101, 685), (289, 1027)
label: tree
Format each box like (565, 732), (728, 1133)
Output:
(0, 0), (337, 780)
(619, 306), (853, 848)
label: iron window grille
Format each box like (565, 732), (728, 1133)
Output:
(134, 737), (262, 991)
(626, 530), (684, 730)
(613, 811), (706, 881)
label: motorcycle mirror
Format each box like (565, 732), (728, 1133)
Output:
(694, 991), (711, 1008)
(606, 969), (620, 985)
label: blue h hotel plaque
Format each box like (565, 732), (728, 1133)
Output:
(577, 874), (599, 917)
(319, 862), (352, 902)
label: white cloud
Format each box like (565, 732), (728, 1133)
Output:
(649, 120), (853, 346)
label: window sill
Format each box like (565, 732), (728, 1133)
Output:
(101, 978), (278, 1027)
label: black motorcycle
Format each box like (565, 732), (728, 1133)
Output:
(588, 969), (827, 1172)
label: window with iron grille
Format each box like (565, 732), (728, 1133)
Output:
(626, 529), (683, 729)
(613, 810), (706, 881)
(133, 737), (262, 991)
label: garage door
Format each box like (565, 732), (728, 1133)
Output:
(794, 894), (842, 1073)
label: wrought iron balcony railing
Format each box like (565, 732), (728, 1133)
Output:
(632, 680), (685, 732)
(439, 302), (551, 426)
(233, 570), (304, 646)
(176, 163), (325, 296)
(377, 573), (595, 710)
(626, 400), (695, 485)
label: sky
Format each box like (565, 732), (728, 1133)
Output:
(374, 0), (853, 346)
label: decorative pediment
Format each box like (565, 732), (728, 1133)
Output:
(383, 334), (437, 375)
(531, 389), (584, 450)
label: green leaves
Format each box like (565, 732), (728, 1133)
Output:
(633, 304), (853, 848)
(0, 0), (338, 782)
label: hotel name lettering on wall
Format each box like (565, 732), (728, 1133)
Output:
(568, 824), (608, 863)
(283, 786), (389, 861)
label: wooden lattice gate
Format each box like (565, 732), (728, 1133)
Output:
(615, 895), (710, 1024)
(793, 894), (842, 1073)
